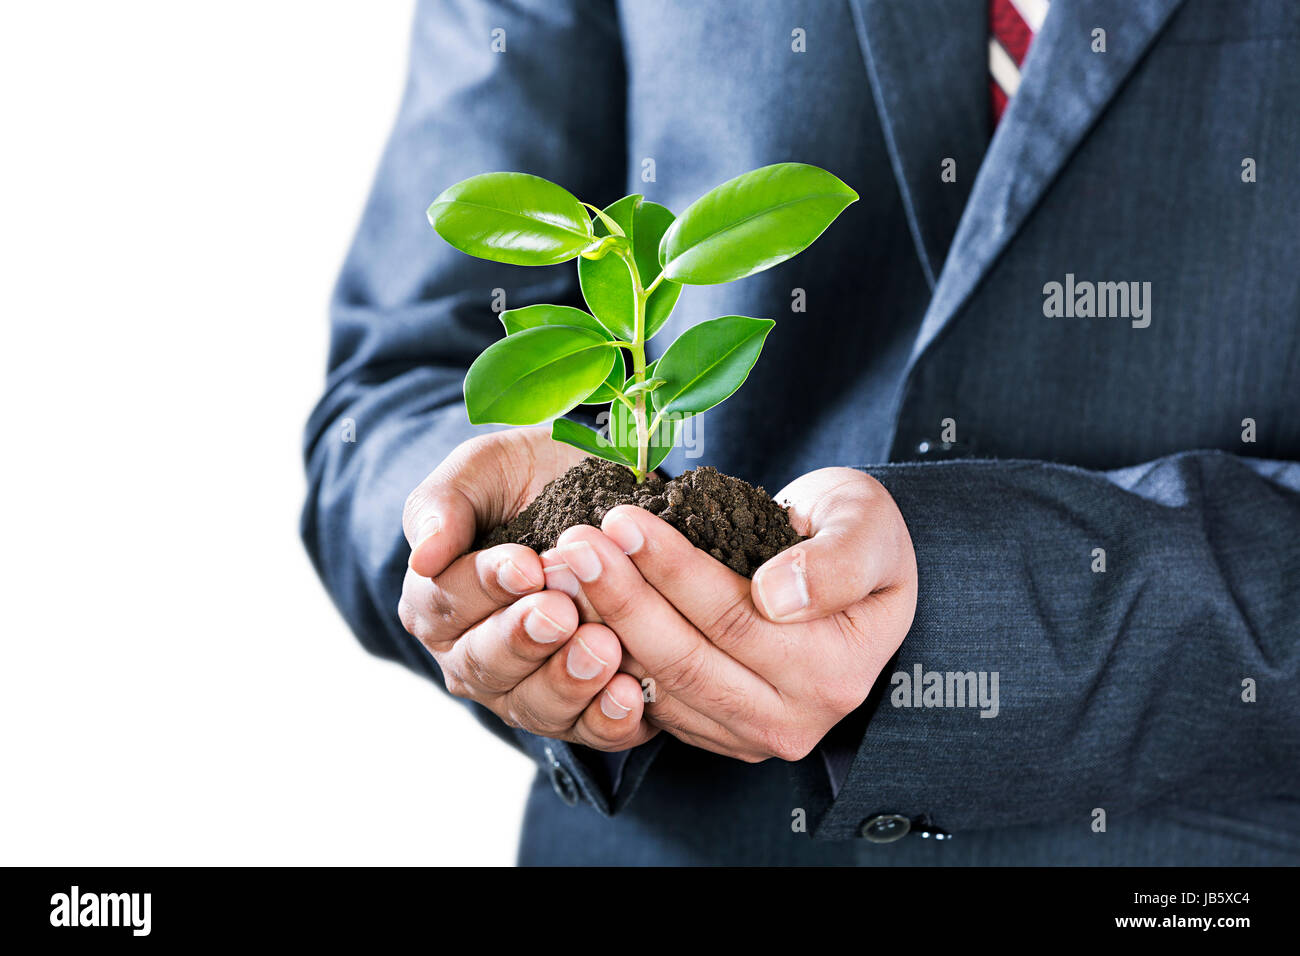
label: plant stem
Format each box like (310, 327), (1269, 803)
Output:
(615, 247), (651, 482)
(607, 383), (635, 411)
(631, 290), (650, 481)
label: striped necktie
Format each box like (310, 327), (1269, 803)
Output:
(989, 0), (1050, 125)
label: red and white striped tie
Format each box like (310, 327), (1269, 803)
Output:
(989, 0), (1050, 125)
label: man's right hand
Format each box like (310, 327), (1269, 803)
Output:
(398, 427), (657, 752)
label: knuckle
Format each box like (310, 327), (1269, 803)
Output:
(398, 597), (453, 653)
(812, 673), (866, 717)
(591, 583), (640, 625)
(441, 667), (471, 700)
(642, 700), (685, 733)
(397, 597), (420, 637)
(458, 432), (498, 459)
(583, 719), (638, 750)
(425, 588), (467, 635)
(694, 670), (754, 726)
(401, 482), (436, 542)
(507, 698), (566, 737)
(758, 726), (818, 763)
(401, 489), (423, 539)
(702, 597), (758, 652)
(656, 645), (711, 699)
(458, 644), (512, 696)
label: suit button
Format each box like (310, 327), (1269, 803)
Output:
(860, 813), (911, 843)
(544, 745), (579, 807)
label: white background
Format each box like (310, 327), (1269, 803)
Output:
(0, 1), (534, 865)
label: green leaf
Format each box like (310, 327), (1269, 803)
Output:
(428, 172), (594, 266)
(658, 163), (857, 285)
(578, 196), (683, 339)
(499, 306), (623, 403)
(580, 351), (626, 405)
(583, 203), (627, 238)
(500, 304), (613, 339)
(654, 315), (775, 415)
(579, 234), (626, 261)
(465, 326), (616, 425)
(609, 376), (679, 471)
(551, 418), (632, 467)
(623, 376), (666, 398)
(578, 195), (640, 338)
(634, 202), (684, 339)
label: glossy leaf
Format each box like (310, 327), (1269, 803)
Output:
(623, 376), (666, 398)
(658, 163), (857, 284)
(579, 195), (683, 339)
(654, 315), (774, 416)
(579, 234), (626, 261)
(634, 202), (684, 339)
(428, 172), (593, 266)
(498, 305), (623, 403)
(577, 195), (640, 338)
(580, 351), (626, 405)
(500, 304), (613, 339)
(464, 326), (615, 425)
(551, 418), (631, 467)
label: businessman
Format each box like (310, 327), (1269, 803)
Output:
(302, 0), (1300, 864)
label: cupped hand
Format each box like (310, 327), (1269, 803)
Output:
(398, 427), (658, 752)
(539, 467), (916, 762)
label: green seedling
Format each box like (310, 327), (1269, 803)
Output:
(427, 163), (857, 482)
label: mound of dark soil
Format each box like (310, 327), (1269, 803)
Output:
(477, 458), (802, 578)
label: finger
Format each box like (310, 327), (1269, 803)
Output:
(403, 433), (518, 578)
(398, 544), (544, 651)
(502, 623), (622, 736)
(546, 525), (777, 722)
(624, 656), (766, 760)
(642, 689), (755, 756)
(753, 467), (912, 623)
(645, 715), (766, 763)
(569, 673), (660, 752)
(597, 506), (793, 675)
(439, 590), (579, 697)
(598, 505), (753, 634)
(540, 557), (604, 624)
(612, 659), (741, 753)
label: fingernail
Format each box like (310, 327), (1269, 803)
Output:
(524, 607), (568, 644)
(755, 555), (809, 620)
(408, 514), (441, 568)
(541, 550), (581, 599)
(602, 511), (644, 555)
(600, 689), (631, 719)
(497, 557), (535, 595)
(559, 540), (602, 582)
(566, 636), (609, 680)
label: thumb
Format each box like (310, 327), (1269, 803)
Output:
(402, 435), (512, 578)
(751, 467), (912, 623)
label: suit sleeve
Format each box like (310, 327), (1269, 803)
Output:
(299, 0), (642, 815)
(808, 450), (1300, 837)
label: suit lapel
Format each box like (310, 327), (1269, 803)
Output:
(848, 0), (988, 289)
(902, 0), (1189, 365)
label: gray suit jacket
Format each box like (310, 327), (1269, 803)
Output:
(302, 0), (1300, 864)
